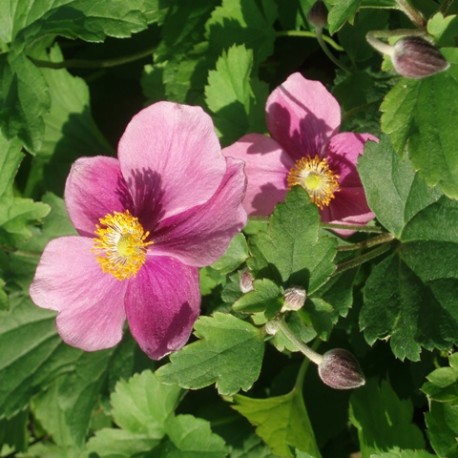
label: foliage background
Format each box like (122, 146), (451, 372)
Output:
(1, 0), (458, 457)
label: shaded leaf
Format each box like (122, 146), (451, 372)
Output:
(381, 48), (458, 199)
(349, 379), (425, 457)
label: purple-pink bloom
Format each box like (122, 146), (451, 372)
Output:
(223, 72), (377, 234)
(30, 102), (247, 360)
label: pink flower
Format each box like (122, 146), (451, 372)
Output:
(29, 102), (247, 360)
(223, 73), (377, 234)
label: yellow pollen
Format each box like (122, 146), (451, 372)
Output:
(287, 156), (340, 209)
(92, 210), (153, 281)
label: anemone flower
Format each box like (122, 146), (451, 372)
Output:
(30, 102), (247, 360)
(223, 72), (377, 234)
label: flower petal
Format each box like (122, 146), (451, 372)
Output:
(65, 157), (132, 237)
(29, 237), (127, 351)
(118, 102), (226, 222)
(152, 157), (247, 266)
(326, 132), (378, 187)
(125, 256), (200, 360)
(223, 134), (293, 216)
(266, 73), (341, 161)
(321, 187), (375, 236)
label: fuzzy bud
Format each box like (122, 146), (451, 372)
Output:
(281, 287), (307, 312)
(318, 348), (366, 390)
(392, 36), (449, 79)
(265, 319), (281, 336)
(239, 269), (254, 293)
(307, 1), (328, 29)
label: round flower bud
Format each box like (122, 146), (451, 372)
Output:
(307, 1), (328, 29)
(318, 348), (366, 390)
(281, 287), (307, 312)
(265, 319), (281, 336)
(392, 36), (449, 79)
(239, 269), (254, 293)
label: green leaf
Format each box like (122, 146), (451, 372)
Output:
(0, 410), (28, 453)
(349, 379), (425, 457)
(425, 402), (458, 458)
(232, 278), (282, 316)
(157, 312), (265, 395)
(1, 0), (148, 46)
(370, 449), (437, 458)
(358, 136), (442, 238)
(423, 353), (458, 457)
(233, 383), (321, 458)
(380, 48), (458, 199)
(86, 429), (160, 458)
(0, 53), (49, 152)
(155, 414), (228, 458)
(205, 44), (268, 144)
(252, 187), (337, 291)
(359, 139), (458, 360)
(111, 371), (182, 437)
(205, 0), (277, 67)
(27, 45), (112, 195)
(87, 371), (183, 457)
(327, 0), (361, 35)
(0, 295), (83, 419)
(422, 353), (458, 404)
(211, 233), (249, 275)
(32, 349), (116, 448)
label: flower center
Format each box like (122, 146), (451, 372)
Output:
(287, 156), (340, 209)
(92, 210), (153, 281)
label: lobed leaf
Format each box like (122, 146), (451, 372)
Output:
(157, 312), (265, 395)
(381, 48), (458, 200)
(233, 384), (321, 458)
(251, 186), (337, 292)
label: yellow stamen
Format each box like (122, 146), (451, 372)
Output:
(92, 210), (153, 281)
(287, 156), (340, 209)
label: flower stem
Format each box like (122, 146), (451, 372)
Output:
(276, 30), (344, 51)
(337, 232), (395, 252)
(333, 243), (392, 276)
(28, 46), (155, 69)
(366, 28), (427, 56)
(396, 0), (426, 27)
(276, 318), (323, 365)
(315, 28), (351, 73)
(321, 222), (383, 233)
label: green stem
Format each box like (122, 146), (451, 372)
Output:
(276, 319), (323, 365)
(396, 0), (426, 27)
(28, 46), (155, 69)
(276, 30), (344, 51)
(337, 232), (395, 252)
(366, 28), (427, 57)
(333, 243), (392, 276)
(316, 27), (351, 73)
(321, 222), (383, 233)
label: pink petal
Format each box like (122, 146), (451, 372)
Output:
(152, 158), (247, 266)
(65, 157), (131, 237)
(266, 73), (341, 161)
(223, 134), (293, 216)
(118, 102), (226, 221)
(325, 133), (378, 187)
(29, 237), (127, 351)
(321, 187), (375, 236)
(125, 256), (200, 360)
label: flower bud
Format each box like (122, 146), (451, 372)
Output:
(239, 269), (254, 293)
(265, 319), (281, 336)
(307, 1), (328, 29)
(392, 36), (449, 79)
(318, 348), (365, 390)
(281, 287), (306, 312)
